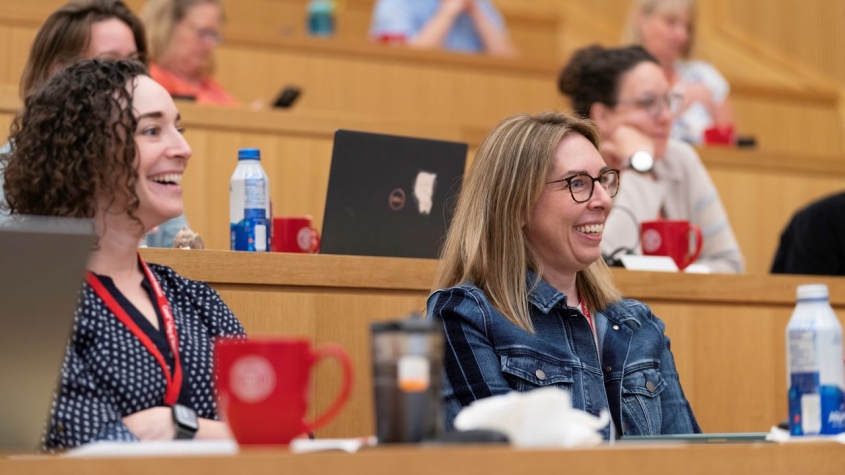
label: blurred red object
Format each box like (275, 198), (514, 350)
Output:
(376, 33), (406, 46)
(703, 125), (735, 146)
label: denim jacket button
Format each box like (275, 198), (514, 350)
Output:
(612, 324), (620, 331)
(646, 381), (656, 392)
(535, 369), (546, 381)
(604, 366), (612, 373)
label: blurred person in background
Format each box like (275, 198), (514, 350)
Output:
(370, 0), (517, 57)
(141, 0), (236, 105)
(559, 45), (743, 273)
(0, 0), (188, 248)
(2, 60), (245, 450)
(772, 192), (845, 276)
(623, 0), (734, 145)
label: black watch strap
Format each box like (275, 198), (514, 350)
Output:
(172, 404), (198, 440)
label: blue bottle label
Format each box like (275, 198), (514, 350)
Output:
(789, 376), (845, 435)
(230, 217), (268, 252)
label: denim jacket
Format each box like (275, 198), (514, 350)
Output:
(426, 276), (701, 439)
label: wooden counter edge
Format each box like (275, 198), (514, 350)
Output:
(141, 249), (845, 306)
(2, 442), (845, 475)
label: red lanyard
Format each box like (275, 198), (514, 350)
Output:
(85, 258), (182, 406)
(580, 300), (595, 336)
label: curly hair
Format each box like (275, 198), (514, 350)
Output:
(2, 59), (148, 226)
(558, 45), (658, 118)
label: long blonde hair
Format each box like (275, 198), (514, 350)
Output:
(140, 0), (222, 77)
(622, 0), (697, 58)
(432, 111), (621, 333)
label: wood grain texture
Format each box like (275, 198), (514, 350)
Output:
(3, 443), (845, 474)
(715, 0), (845, 89)
(141, 249), (845, 437)
(0, 1), (841, 160)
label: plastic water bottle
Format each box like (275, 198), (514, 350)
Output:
(307, 0), (335, 37)
(230, 148), (270, 252)
(786, 284), (845, 435)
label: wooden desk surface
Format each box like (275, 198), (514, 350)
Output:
(3, 443), (845, 475)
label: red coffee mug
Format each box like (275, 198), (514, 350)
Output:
(215, 338), (353, 445)
(640, 219), (703, 270)
(272, 217), (320, 253)
(703, 125), (735, 146)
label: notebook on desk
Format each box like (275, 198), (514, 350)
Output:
(320, 129), (467, 259)
(0, 217), (93, 452)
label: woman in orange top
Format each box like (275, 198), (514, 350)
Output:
(141, 0), (236, 106)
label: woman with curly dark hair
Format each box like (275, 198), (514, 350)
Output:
(1, 0), (187, 248)
(2, 59), (245, 450)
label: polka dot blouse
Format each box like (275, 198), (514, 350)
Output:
(43, 263), (246, 451)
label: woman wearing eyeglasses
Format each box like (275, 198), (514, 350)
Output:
(427, 111), (700, 438)
(141, 0), (235, 105)
(559, 45), (744, 274)
(623, 0), (734, 145)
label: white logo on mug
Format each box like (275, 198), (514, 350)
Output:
(642, 229), (663, 254)
(230, 355), (276, 403)
(296, 227), (312, 251)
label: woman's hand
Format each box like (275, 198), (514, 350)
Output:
(122, 407), (175, 441)
(439, 0), (471, 17)
(678, 81), (715, 116)
(123, 407), (234, 441)
(600, 125), (655, 169)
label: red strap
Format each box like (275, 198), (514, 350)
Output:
(580, 300), (595, 336)
(86, 256), (182, 406)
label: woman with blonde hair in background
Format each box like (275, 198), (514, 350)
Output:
(141, 0), (236, 105)
(427, 111), (700, 439)
(623, 0), (734, 144)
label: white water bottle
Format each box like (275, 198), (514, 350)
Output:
(786, 284), (845, 435)
(229, 148), (270, 252)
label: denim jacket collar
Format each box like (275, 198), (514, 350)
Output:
(525, 269), (641, 328)
(525, 270), (568, 313)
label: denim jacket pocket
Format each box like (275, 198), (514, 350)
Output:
(621, 364), (666, 435)
(500, 353), (574, 392)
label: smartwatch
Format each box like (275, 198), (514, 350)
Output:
(626, 150), (654, 173)
(172, 404), (199, 440)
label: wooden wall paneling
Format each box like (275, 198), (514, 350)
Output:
(1, 2), (843, 160)
(704, 160), (845, 274)
(211, 35), (560, 130)
(715, 0), (845, 88)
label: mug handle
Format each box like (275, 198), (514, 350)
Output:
(303, 343), (353, 433)
(681, 224), (704, 269)
(309, 227), (321, 253)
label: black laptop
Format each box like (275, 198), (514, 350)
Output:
(321, 130), (467, 259)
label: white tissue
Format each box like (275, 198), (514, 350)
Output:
(454, 387), (610, 448)
(766, 426), (845, 444)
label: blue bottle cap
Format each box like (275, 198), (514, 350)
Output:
(238, 148), (261, 160)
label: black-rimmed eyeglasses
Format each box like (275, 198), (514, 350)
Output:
(545, 169), (620, 203)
